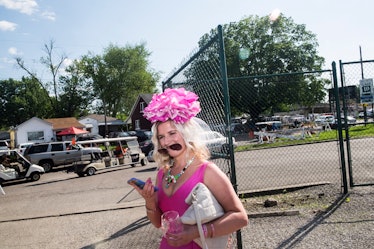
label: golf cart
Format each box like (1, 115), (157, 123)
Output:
(0, 150), (45, 184)
(73, 136), (148, 177)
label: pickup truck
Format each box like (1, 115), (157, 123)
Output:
(24, 141), (102, 172)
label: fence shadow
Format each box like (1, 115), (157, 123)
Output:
(275, 193), (349, 249)
(80, 216), (151, 249)
(276, 193), (349, 249)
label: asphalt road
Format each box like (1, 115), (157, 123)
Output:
(1, 139), (373, 248)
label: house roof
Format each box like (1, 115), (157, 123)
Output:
(44, 117), (85, 131)
(80, 114), (118, 123)
(15, 117), (51, 130)
(140, 93), (153, 104)
(126, 93), (154, 124)
(79, 114), (125, 125)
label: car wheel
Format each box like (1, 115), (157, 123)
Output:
(40, 160), (53, 172)
(30, 173), (41, 181)
(86, 167), (96, 176)
(141, 158), (148, 166)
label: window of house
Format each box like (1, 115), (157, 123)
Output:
(27, 131), (44, 141)
(140, 102), (145, 112)
(135, 120), (140, 130)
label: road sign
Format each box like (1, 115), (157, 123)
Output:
(359, 78), (374, 104)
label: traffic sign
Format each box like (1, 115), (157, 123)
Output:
(359, 78), (374, 104)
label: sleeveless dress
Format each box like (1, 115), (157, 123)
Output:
(157, 162), (208, 249)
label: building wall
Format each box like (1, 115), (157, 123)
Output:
(79, 117), (99, 134)
(15, 118), (54, 145)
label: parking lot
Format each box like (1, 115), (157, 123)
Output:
(0, 162), (163, 248)
(1, 157), (373, 249)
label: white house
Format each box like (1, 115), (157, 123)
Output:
(13, 117), (55, 146)
(79, 114), (125, 137)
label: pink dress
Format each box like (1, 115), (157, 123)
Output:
(157, 162), (208, 249)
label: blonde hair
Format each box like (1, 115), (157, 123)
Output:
(151, 118), (210, 169)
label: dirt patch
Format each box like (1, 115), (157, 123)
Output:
(242, 184), (343, 216)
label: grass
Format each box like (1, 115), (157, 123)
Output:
(235, 123), (374, 151)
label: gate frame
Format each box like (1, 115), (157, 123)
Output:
(339, 59), (374, 187)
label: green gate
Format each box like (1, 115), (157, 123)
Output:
(162, 25), (349, 248)
(339, 59), (374, 187)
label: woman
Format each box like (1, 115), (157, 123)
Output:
(130, 88), (248, 248)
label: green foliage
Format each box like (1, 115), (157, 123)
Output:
(0, 78), (52, 128)
(79, 43), (160, 117)
(57, 62), (95, 117)
(196, 14), (328, 121)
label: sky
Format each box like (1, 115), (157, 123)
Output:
(1, 0), (374, 87)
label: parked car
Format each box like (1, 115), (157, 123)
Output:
(108, 131), (130, 138)
(331, 116), (357, 129)
(139, 139), (154, 156)
(0, 140), (10, 156)
(17, 142), (34, 156)
(147, 150), (155, 162)
(358, 109), (373, 118)
(314, 115), (335, 126)
(24, 141), (102, 172)
(76, 134), (103, 142)
(203, 131), (237, 154)
(129, 130), (153, 143)
(0, 140), (9, 150)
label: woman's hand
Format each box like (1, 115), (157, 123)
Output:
(129, 177), (157, 203)
(164, 224), (198, 247)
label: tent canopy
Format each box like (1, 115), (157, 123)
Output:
(57, 127), (88, 136)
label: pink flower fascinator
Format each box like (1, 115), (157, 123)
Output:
(143, 88), (201, 124)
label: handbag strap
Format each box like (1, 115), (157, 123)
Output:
(192, 193), (208, 249)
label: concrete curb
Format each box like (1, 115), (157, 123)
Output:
(0, 200), (146, 223)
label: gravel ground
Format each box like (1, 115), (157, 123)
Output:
(242, 184), (374, 249)
(0, 176), (372, 249)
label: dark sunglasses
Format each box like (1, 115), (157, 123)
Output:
(157, 144), (182, 154)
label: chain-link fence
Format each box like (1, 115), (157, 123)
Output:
(340, 59), (374, 187)
(161, 25), (355, 248)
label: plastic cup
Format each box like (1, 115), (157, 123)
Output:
(161, 210), (183, 237)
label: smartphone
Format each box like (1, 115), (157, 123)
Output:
(127, 177), (158, 191)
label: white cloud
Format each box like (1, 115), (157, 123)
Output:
(8, 47), (21, 55)
(0, 20), (17, 31)
(63, 58), (73, 67)
(0, 0), (38, 15)
(0, 56), (15, 64)
(41, 11), (56, 21)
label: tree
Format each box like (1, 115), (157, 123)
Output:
(57, 61), (95, 117)
(194, 14), (328, 119)
(80, 43), (159, 117)
(16, 40), (67, 115)
(0, 78), (52, 128)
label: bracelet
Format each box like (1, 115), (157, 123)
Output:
(202, 224), (208, 238)
(210, 223), (215, 238)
